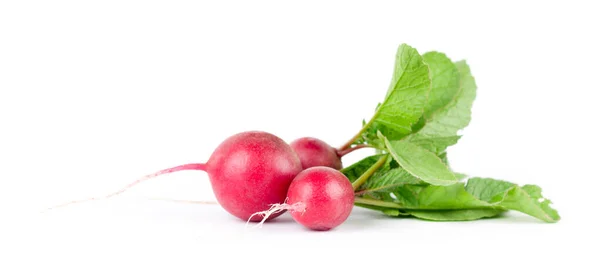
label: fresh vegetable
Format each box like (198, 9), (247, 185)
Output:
(49, 131), (303, 222)
(204, 131), (302, 221)
(48, 42), (560, 227)
(290, 137), (343, 169)
(335, 44), (560, 223)
(289, 136), (370, 170)
(249, 166), (354, 231)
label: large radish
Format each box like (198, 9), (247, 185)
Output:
(49, 131), (303, 222)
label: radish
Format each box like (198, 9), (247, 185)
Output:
(249, 166), (354, 231)
(290, 137), (342, 169)
(290, 137), (369, 169)
(50, 131), (303, 222)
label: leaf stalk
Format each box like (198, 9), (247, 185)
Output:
(351, 154), (388, 190)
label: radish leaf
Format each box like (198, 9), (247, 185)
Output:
(404, 60), (477, 153)
(466, 178), (560, 223)
(357, 178), (559, 222)
(359, 167), (421, 193)
(360, 44), (431, 142)
(406, 209), (504, 221)
(384, 137), (457, 186)
(340, 154), (386, 183)
(422, 51), (461, 119)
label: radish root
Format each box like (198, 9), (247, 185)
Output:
(42, 163), (207, 212)
(246, 200), (306, 229)
(148, 197), (218, 205)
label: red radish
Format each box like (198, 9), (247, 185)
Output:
(290, 137), (342, 170)
(49, 131), (303, 222)
(249, 166), (354, 231)
(206, 131), (302, 221)
(290, 137), (370, 169)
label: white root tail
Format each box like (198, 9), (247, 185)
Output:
(148, 197), (218, 205)
(42, 163), (207, 212)
(245, 200), (306, 229)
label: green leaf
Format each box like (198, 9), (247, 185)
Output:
(411, 60), (477, 138)
(406, 209), (504, 221)
(466, 178), (561, 223)
(407, 135), (461, 155)
(354, 203), (408, 216)
(359, 167), (422, 193)
(453, 172), (469, 181)
(396, 183), (490, 209)
(422, 52), (461, 119)
(384, 138), (457, 186)
(362, 183), (490, 210)
(404, 60), (477, 153)
(464, 177), (514, 202)
(410, 116), (426, 133)
(438, 151), (449, 165)
(356, 178), (559, 222)
(340, 154), (385, 183)
(362, 44), (431, 141)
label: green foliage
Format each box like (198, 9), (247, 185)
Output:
(340, 43), (560, 223)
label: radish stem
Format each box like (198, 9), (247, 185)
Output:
(351, 155), (388, 190)
(336, 144), (370, 157)
(354, 197), (404, 209)
(338, 126), (368, 152)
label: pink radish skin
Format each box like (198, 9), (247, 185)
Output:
(248, 166), (354, 230)
(206, 131), (302, 221)
(287, 167), (354, 230)
(290, 137), (342, 170)
(48, 131), (302, 222)
(290, 137), (370, 170)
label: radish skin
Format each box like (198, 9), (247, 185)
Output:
(290, 137), (343, 169)
(290, 137), (370, 170)
(248, 166), (354, 231)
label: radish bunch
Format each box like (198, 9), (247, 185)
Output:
(48, 43), (561, 229)
(198, 131), (355, 229)
(204, 131), (355, 230)
(50, 130), (356, 231)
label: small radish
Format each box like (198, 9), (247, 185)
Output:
(290, 137), (370, 169)
(49, 131), (303, 222)
(249, 166), (354, 231)
(290, 137), (342, 169)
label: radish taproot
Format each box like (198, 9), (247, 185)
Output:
(49, 131), (303, 222)
(249, 166), (354, 231)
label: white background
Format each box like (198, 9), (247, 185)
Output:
(1, 1), (599, 276)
